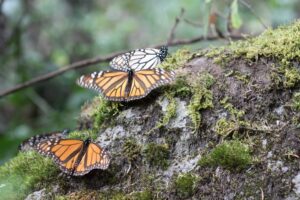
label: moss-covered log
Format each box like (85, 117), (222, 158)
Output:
(2, 21), (300, 199)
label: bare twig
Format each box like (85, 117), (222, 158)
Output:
(167, 8), (185, 45)
(183, 18), (203, 27)
(0, 51), (122, 98)
(239, 0), (268, 29)
(0, 34), (245, 98)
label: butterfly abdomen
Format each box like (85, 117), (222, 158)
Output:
(72, 138), (91, 174)
(125, 69), (134, 98)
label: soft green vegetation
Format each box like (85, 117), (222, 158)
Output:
(158, 72), (215, 130)
(225, 70), (250, 84)
(67, 129), (98, 140)
(206, 21), (300, 63)
(220, 97), (245, 119)
(123, 138), (142, 163)
(153, 76), (193, 130)
(160, 48), (192, 70)
(0, 151), (58, 199)
(128, 190), (153, 200)
(206, 21), (300, 88)
(215, 97), (249, 137)
(91, 97), (121, 130)
(170, 76), (193, 98)
(215, 118), (236, 137)
(188, 73), (215, 129)
(198, 140), (252, 171)
(156, 91), (177, 129)
(292, 92), (300, 111)
(143, 143), (170, 169)
(174, 173), (197, 199)
(279, 66), (300, 88)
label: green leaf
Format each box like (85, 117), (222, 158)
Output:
(231, 0), (243, 29)
(205, 0), (212, 3)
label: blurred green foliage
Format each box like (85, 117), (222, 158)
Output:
(0, 0), (299, 164)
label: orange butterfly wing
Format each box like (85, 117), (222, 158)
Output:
(126, 68), (176, 101)
(77, 68), (175, 102)
(75, 143), (110, 176)
(36, 139), (110, 176)
(77, 71), (129, 101)
(36, 139), (84, 174)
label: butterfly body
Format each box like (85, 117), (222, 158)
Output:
(125, 69), (134, 97)
(35, 137), (110, 176)
(77, 46), (175, 101)
(77, 68), (175, 102)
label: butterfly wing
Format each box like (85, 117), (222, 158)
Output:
(110, 46), (168, 71)
(35, 139), (84, 175)
(77, 70), (129, 101)
(126, 68), (176, 101)
(109, 52), (131, 71)
(19, 130), (69, 152)
(73, 142), (111, 176)
(77, 68), (175, 102)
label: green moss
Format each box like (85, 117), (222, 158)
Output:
(207, 21), (300, 62)
(220, 97), (245, 119)
(154, 76), (194, 129)
(205, 21), (300, 88)
(188, 73), (215, 129)
(168, 76), (193, 98)
(0, 151), (58, 199)
(198, 140), (252, 171)
(67, 129), (98, 140)
(143, 143), (170, 169)
(110, 192), (126, 200)
(156, 91), (177, 129)
(292, 92), (300, 111)
(281, 66), (300, 88)
(174, 173), (197, 199)
(225, 70), (250, 84)
(129, 190), (153, 200)
(54, 196), (67, 200)
(215, 97), (250, 137)
(160, 48), (192, 70)
(91, 96), (121, 130)
(123, 138), (142, 163)
(215, 118), (236, 136)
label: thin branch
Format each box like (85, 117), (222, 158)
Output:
(167, 8), (185, 45)
(183, 18), (203, 27)
(0, 34), (245, 98)
(0, 51), (122, 98)
(239, 0), (268, 29)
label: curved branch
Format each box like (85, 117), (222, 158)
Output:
(0, 34), (245, 98)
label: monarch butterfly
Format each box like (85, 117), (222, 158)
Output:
(34, 136), (110, 176)
(110, 46), (168, 71)
(77, 68), (175, 101)
(19, 130), (69, 151)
